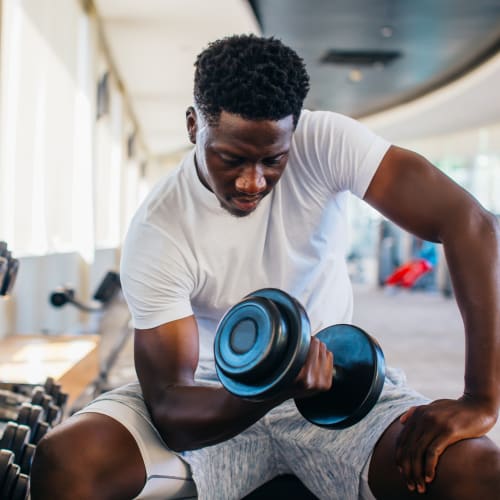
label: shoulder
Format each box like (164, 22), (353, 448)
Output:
(294, 109), (360, 137)
(289, 110), (391, 196)
(135, 152), (194, 228)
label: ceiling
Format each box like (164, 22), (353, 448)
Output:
(94, 0), (260, 157)
(251, 0), (500, 116)
(95, 0), (500, 157)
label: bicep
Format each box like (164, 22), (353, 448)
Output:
(134, 316), (199, 404)
(364, 145), (483, 242)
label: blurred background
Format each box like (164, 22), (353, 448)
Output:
(0, 0), (499, 447)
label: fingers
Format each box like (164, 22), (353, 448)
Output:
(396, 406), (431, 492)
(399, 405), (416, 424)
(295, 337), (333, 395)
(396, 397), (496, 494)
(423, 435), (448, 484)
(396, 404), (454, 494)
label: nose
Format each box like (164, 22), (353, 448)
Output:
(235, 165), (266, 195)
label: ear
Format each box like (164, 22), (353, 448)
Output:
(186, 106), (197, 144)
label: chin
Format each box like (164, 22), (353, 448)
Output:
(220, 200), (257, 218)
(225, 205), (255, 218)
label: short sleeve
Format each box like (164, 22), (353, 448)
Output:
(120, 218), (195, 330)
(291, 110), (391, 198)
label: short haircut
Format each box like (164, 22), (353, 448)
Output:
(194, 34), (310, 127)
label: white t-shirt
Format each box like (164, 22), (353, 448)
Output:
(120, 110), (391, 379)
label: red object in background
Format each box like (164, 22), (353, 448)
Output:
(385, 258), (433, 288)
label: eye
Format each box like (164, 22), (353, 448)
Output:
(219, 154), (243, 167)
(263, 154), (286, 167)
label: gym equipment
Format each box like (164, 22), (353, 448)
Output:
(50, 271), (121, 312)
(0, 449), (29, 499)
(49, 272), (134, 409)
(214, 288), (385, 429)
(0, 377), (68, 457)
(1, 377), (67, 428)
(0, 422), (35, 475)
(0, 241), (20, 297)
(0, 377), (69, 498)
(0, 242), (8, 288)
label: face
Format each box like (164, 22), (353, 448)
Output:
(186, 108), (294, 217)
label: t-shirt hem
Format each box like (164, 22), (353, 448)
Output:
(352, 138), (391, 198)
(132, 305), (194, 330)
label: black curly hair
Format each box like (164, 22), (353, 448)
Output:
(194, 34), (310, 127)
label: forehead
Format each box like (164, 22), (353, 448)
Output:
(207, 111), (294, 154)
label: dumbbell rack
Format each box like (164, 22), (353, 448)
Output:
(0, 241), (19, 298)
(0, 377), (68, 499)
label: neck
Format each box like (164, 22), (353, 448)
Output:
(194, 154), (213, 193)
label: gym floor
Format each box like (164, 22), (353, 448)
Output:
(103, 284), (500, 446)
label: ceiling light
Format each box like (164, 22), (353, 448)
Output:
(380, 26), (393, 38)
(348, 69), (363, 83)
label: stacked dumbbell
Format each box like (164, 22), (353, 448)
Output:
(0, 449), (27, 500)
(0, 241), (19, 297)
(0, 378), (68, 499)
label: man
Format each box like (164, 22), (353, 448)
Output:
(32, 34), (500, 499)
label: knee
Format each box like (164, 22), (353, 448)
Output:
(472, 446), (500, 493)
(30, 433), (63, 490)
(438, 440), (500, 499)
(32, 413), (146, 500)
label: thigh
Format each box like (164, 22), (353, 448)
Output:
(80, 383), (277, 500)
(369, 418), (500, 500)
(266, 368), (428, 500)
(182, 419), (278, 500)
(76, 386), (195, 500)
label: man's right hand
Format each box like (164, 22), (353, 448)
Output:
(292, 336), (334, 400)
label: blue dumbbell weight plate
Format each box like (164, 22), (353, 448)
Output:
(295, 324), (385, 429)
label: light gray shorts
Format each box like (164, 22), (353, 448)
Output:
(76, 367), (429, 500)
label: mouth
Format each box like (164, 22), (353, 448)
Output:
(231, 195), (262, 212)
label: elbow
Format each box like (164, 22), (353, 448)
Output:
(472, 208), (499, 241)
(149, 404), (195, 453)
(162, 428), (191, 453)
(442, 202), (499, 244)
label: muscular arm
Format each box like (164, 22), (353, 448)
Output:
(135, 316), (331, 452)
(134, 317), (280, 452)
(364, 145), (500, 489)
(365, 145), (500, 409)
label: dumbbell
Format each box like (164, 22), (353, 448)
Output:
(43, 377), (69, 411)
(214, 288), (385, 429)
(16, 402), (50, 447)
(0, 397), (52, 446)
(1, 381), (65, 429)
(30, 388), (62, 428)
(0, 421), (36, 475)
(0, 390), (28, 422)
(0, 449), (29, 499)
(0, 242), (20, 297)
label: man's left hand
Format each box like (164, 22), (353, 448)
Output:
(395, 396), (498, 494)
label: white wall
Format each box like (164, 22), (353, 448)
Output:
(0, 248), (120, 338)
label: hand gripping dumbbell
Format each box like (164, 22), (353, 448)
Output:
(214, 288), (386, 429)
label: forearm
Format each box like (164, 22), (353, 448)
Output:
(442, 207), (500, 409)
(148, 382), (285, 452)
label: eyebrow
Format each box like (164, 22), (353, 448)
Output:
(214, 147), (288, 160)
